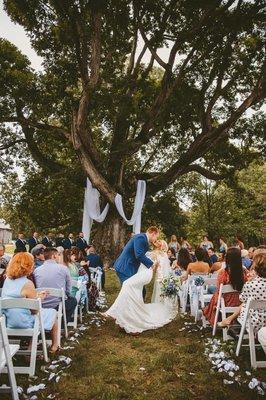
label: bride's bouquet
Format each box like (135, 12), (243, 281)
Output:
(160, 275), (181, 299)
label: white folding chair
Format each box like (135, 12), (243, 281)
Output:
(0, 315), (19, 400)
(68, 279), (86, 329)
(212, 284), (239, 340)
(236, 298), (266, 369)
(37, 287), (68, 345)
(199, 277), (217, 326)
(188, 274), (209, 317)
(0, 298), (48, 376)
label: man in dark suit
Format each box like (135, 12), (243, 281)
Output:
(28, 231), (39, 252)
(42, 232), (54, 247)
(55, 233), (65, 247)
(62, 233), (75, 249)
(76, 232), (87, 251)
(15, 233), (27, 252)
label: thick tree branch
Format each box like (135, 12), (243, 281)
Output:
(145, 70), (265, 194)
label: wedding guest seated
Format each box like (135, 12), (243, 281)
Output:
(15, 233), (27, 253)
(208, 248), (218, 265)
(248, 247), (256, 260)
(172, 248), (193, 276)
(86, 245), (105, 290)
(210, 253), (225, 274)
(34, 248), (77, 323)
(203, 247), (248, 325)
(200, 235), (214, 251)
(167, 247), (176, 266)
(63, 249), (79, 297)
(0, 244), (11, 267)
(28, 231), (39, 252)
(219, 251), (266, 332)
(2, 252), (59, 353)
(181, 247), (210, 282)
(31, 244), (45, 268)
(76, 232), (88, 251)
(168, 235), (180, 253)
(241, 249), (252, 269)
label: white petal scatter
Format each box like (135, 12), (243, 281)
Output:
(27, 384), (46, 394)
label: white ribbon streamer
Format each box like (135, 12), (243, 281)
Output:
(82, 179), (109, 242)
(82, 179), (146, 241)
(115, 180), (146, 234)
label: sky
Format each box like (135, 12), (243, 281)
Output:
(0, 0), (43, 70)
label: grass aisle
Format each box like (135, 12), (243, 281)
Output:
(2, 270), (265, 400)
(46, 270), (264, 400)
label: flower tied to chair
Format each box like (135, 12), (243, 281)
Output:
(194, 276), (205, 286)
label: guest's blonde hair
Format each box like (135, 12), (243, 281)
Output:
(253, 252), (266, 278)
(6, 252), (34, 279)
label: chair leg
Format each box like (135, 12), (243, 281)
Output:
(62, 301), (68, 338)
(57, 304), (62, 347)
(236, 322), (246, 356)
(4, 345), (19, 400)
(29, 324), (39, 376)
(249, 323), (257, 369)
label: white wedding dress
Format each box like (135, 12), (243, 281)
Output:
(104, 264), (175, 334)
(151, 253), (173, 304)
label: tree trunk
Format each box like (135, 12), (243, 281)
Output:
(93, 207), (127, 267)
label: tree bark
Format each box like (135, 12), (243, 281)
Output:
(93, 207), (127, 267)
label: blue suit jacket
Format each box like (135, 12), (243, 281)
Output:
(114, 233), (153, 278)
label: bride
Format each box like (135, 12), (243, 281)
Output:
(151, 240), (173, 304)
(104, 245), (176, 334)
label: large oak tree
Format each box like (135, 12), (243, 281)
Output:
(0, 0), (265, 259)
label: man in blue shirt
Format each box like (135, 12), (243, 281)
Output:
(207, 248), (218, 265)
(86, 245), (105, 289)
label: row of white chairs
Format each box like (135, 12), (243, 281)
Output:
(0, 264), (103, 398)
(0, 278), (94, 399)
(178, 274), (266, 369)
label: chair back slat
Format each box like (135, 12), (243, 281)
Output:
(0, 298), (41, 311)
(221, 284), (238, 294)
(37, 287), (64, 298)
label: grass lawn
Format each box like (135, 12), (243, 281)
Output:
(1, 270), (265, 400)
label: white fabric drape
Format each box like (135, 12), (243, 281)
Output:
(82, 179), (146, 242)
(114, 180), (146, 234)
(82, 179), (109, 242)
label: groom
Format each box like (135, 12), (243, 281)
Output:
(114, 226), (160, 285)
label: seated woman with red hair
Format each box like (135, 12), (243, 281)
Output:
(2, 252), (59, 353)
